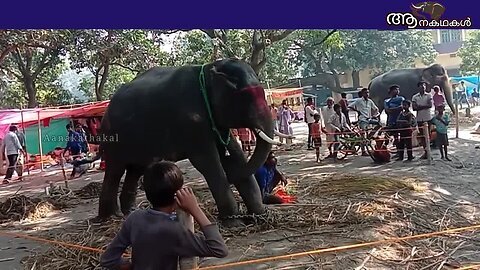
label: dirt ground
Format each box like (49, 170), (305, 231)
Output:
(1, 108), (480, 269)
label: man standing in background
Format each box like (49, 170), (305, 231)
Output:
(14, 126), (26, 179)
(412, 81), (433, 159)
(3, 126), (25, 184)
(305, 97), (318, 150)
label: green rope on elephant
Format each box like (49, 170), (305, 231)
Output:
(199, 64), (231, 146)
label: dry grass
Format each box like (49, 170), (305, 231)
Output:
(19, 174), (480, 269)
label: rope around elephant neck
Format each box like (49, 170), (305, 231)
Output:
(199, 64), (231, 146)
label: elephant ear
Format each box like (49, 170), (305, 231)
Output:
(421, 67), (435, 84)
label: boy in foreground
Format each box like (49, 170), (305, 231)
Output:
(431, 105), (451, 161)
(100, 161), (228, 270)
(311, 113), (327, 162)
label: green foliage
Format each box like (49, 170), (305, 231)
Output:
(168, 30), (296, 85)
(78, 65), (137, 101)
(294, 30), (438, 79)
(459, 30), (480, 75)
(0, 30), (74, 107)
(68, 30), (167, 100)
(169, 31), (213, 65)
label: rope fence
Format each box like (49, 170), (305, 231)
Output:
(1, 223), (480, 269)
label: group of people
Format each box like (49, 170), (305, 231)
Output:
(386, 81), (451, 161)
(1, 121), (93, 184)
(300, 81), (451, 163)
(303, 88), (381, 162)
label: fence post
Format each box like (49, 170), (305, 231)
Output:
(423, 122), (432, 165)
(178, 209), (199, 270)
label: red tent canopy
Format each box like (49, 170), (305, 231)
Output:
(0, 101), (110, 139)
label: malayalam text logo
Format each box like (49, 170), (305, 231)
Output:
(386, 2), (471, 29)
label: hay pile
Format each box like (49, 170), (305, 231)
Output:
(0, 195), (55, 222)
(19, 174), (480, 269)
(75, 182), (102, 199)
(22, 219), (125, 270)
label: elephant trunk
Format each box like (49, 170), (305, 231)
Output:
(443, 80), (455, 113)
(238, 112), (274, 179)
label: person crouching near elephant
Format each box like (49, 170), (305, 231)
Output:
(412, 81), (434, 159)
(384, 85), (405, 155)
(100, 161), (228, 270)
(396, 100), (417, 161)
(255, 151), (288, 204)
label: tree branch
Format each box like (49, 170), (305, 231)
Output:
(267, 30), (295, 43)
(110, 62), (140, 73)
(32, 51), (58, 80)
(12, 48), (28, 77)
(0, 65), (23, 80)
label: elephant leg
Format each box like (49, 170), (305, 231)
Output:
(97, 160), (126, 220)
(223, 142), (265, 215)
(188, 153), (240, 225)
(119, 165), (143, 215)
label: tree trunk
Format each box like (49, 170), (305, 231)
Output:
(352, 70), (360, 88)
(94, 64), (110, 101)
(24, 75), (37, 108)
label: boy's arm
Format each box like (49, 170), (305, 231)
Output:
(100, 218), (132, 270)
(174, 188), (228, 258)
(174, 221), (228, 259)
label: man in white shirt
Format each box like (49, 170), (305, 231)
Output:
(458, 81), (470, 109)
(349, 88), (379, 130)
(305, 97), (319, 150)
(321, 97), (336, 157)
(349, 88), (379, 156)
(412, 81), (433, 159)
(2, 126), (25, 183)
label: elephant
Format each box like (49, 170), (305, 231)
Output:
(95, 58), (279, 225)
(410, 2), (445, 21)
(368, 64), (455, 114)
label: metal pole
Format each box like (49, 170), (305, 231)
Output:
(455, 89), (459, 139)
(37, 111), (44, 172)
(423, 122), (432, 165)
(20, 108), (30, 175)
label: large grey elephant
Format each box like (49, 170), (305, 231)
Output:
(95, 59), (277, 225)
(368, 64), (455, 113)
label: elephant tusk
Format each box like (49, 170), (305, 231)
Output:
(254, 129), (282, 145)
(411, 3), (423, 9)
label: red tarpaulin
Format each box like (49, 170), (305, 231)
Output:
(0, 101), (110, 139)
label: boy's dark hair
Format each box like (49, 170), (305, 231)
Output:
(389, 85), (400, 92)
(66, 124), (72, 130)
(313, 113), (320, 119)
(306, 97), (313, 103)
(402, 100), (412, 107)
(9, 125), (17, 132)
(143, 161), (184, 207)
(341, 93), (347, 98)
(333, 104), (341, 110)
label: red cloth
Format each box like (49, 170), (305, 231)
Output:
(42, 118), (51, 127)
(273, 187), (297, 204)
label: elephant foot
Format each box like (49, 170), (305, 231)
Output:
(120, 194), (137, 216)
(219, 218), (245, 228)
